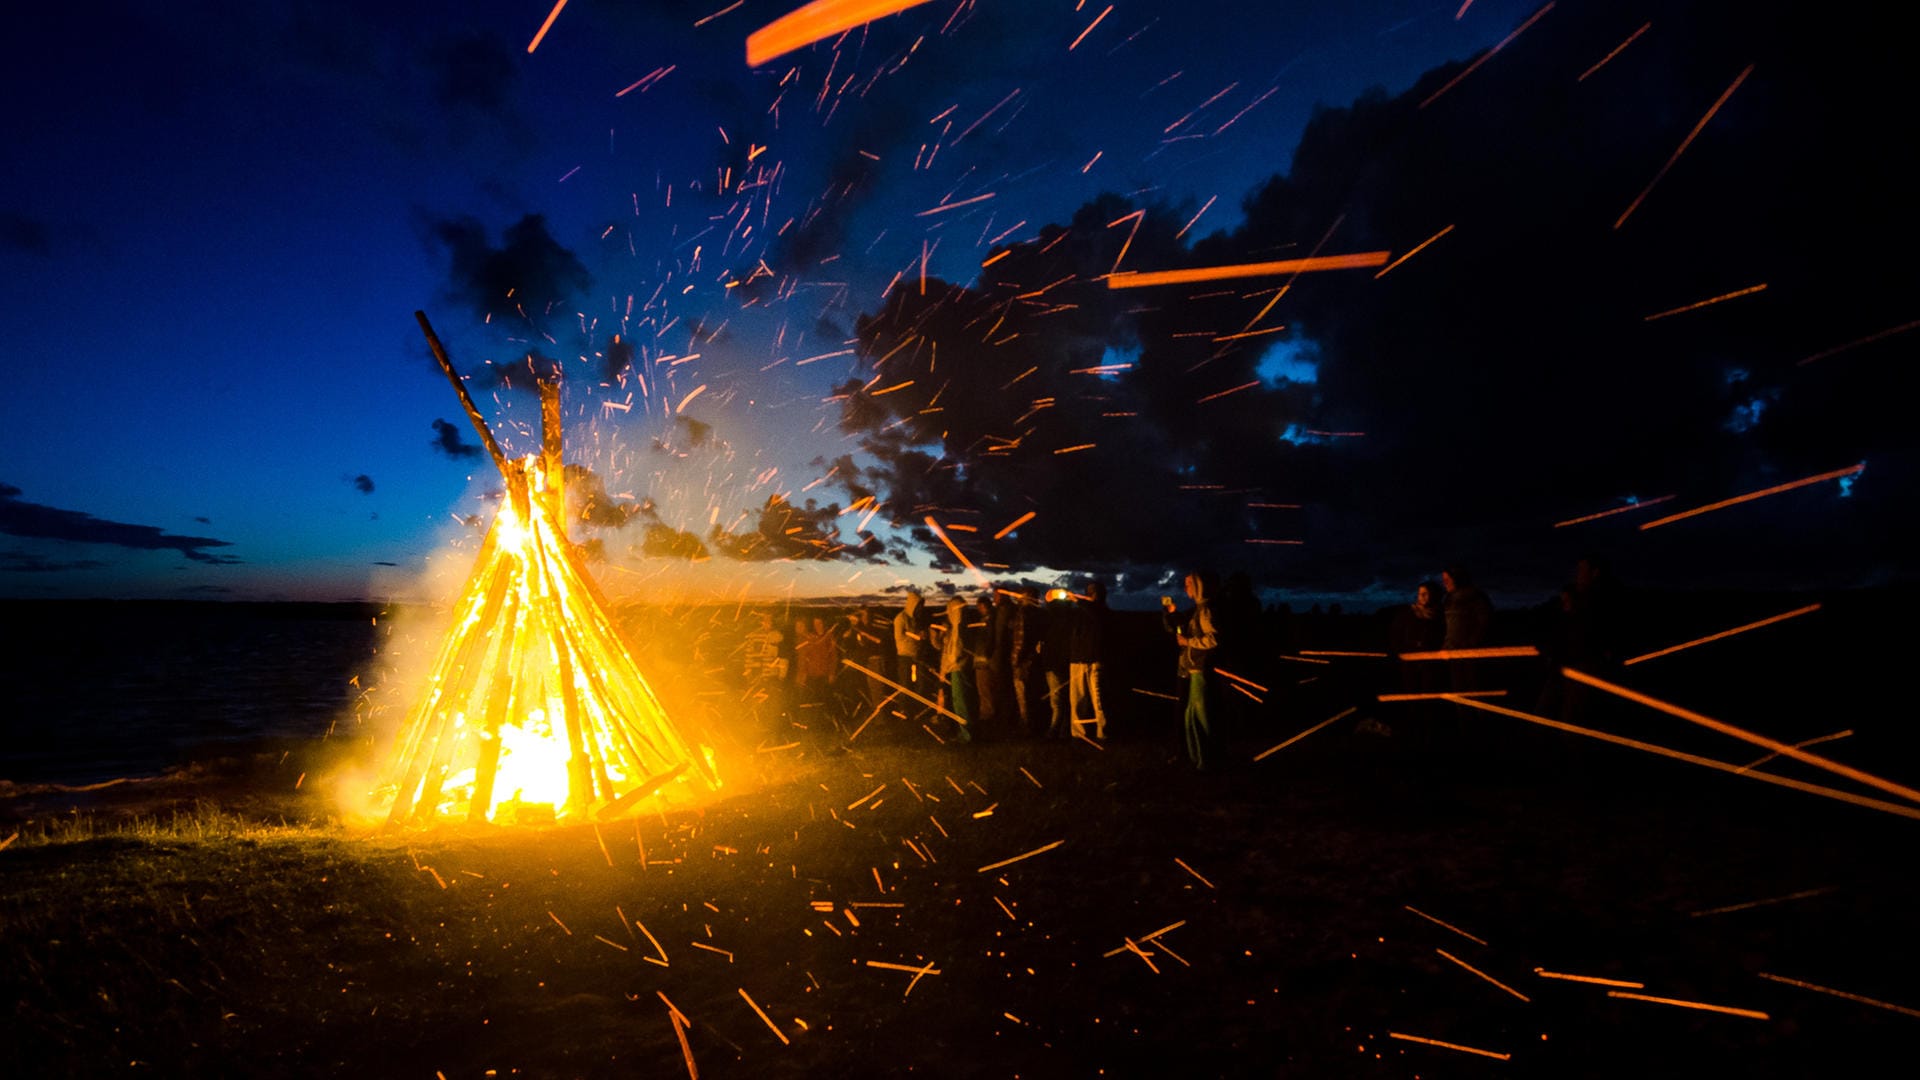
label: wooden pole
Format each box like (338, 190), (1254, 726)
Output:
(416, 311), (511, 477)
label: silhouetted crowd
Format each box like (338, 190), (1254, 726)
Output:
(731, 555), (1630, 772)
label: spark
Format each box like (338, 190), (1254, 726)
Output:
(977, 839), (1065, 873)
(1176, 195), (1216, 239)
(1196, 380), (1260, 404)
(1418, 1), (1556, 110)
(1623, 603), (1821, 666)
(1757, 973), (1920, 1019)
(1404, 905), (1489, 946)
(1551, 494), (1675, 527)
(738, 987), (790, 1044)
(1441, 694), (1920, 822)
(1053, 443), (1097, 454)
(746, 0), (937, 67)
(1796, 317), (1920, 366)
(916, 190), (996, 216)
(1299, 650), (1388, 658)
(1108, 251), (1390, 289)
(1643, 282), (1768, 321)
(1689, 886), (1836, 918)
(1456, 0), (1476, 16)
(1174, 857), (1216, 889)
(843, 659), (973, 728)
(1069, 4), (1113, 50)
(1253, 706), (1355, 761)
(1535, 969), (1644, 988)
(1398, 646), (1539, 661)
(527, 0), (571, 54)
(993, 511), (1036, 539)
(671, 1010), (699, 1080)
(1563, 668), (1920, 805)
(1372, 224), (1455, 278)
(695, 0), (744, 27)
(1578, 21), (1650, 81)
(1244, 539), (1303, 546)
(1386, 1033), (1511, 1061)
(1638, 464), (1863, 530)
(924, 516), (990, 586)
(1378, 690), (1507, 701)
(691, 941), (734, 961)
(1607, 991), (1769, 1020)
(1615, 63), (1755, 229)
(676, 385), (707, 412)
(1437, 948), (1531, 1001)
(1736, 730), (1854, 774)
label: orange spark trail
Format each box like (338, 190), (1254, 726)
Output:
(1615, 62), (1755, 228)
(1386, 1033), (1511, 1061)
(1107, 251), (1390, 289)
(1552, 494), (1675, 527)
(1796, 317), (1920, 366)
(924, 516), (990, 587)
(1578, 21), (1650, 81)
(1373, 224), (1455, 278)
(1196, 380), (1259, 404)
(1398, 646), (1539, 661)
(1069, 4), (1113, 51)
(993, 511), (1035, 540)
(738, 987), (790, 1044)
(1419, 1), (1556, 110)
(1437, 948), (1531, 1001)
(1535, 969), (1645, 988)
(747, 0), (937, 67)
(917, 191), (996, 216)
(1379, 690), (1507, 702)
(1607, 991), (1769, 1020)
(1561, 668), (1920, 806)
(1757, 973), (1920, 1019)
(977, 839), (1065, 873)
(1623, 603), (1822, 666)
(1176, 195), (1217, 239)
(1455, 0), (1476, 17)
(1253, 707), (1354, 761)
(1638, 464), (1862, 530)
(1443, 693), (1920, 822)
(527, 0), (571, 53)
(695, 1), (744, 26)
(1643, 282), (1768, 321)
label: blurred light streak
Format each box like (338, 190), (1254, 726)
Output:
(1614, 62), (1755, 229)
(1398, 646), (1538, 661)
(1562, 667), (1920, 805)
(1638, 464), (1862, 529)
(1757, 973), (1920, 1019)
(1386, 1033), (1510, 1061)
(1069, 5), (1113, 51)
(1442, 694), (1920, 821)
(1418, 2), (1556, 110)
(992, 511), (1035, 539)
(1551, 494), (1675, 527)
(527, 0), (571, 53)
(1623, 603), (1821, 666)
(747, 0), (937, 67)
(1373, 224), (1455, 278)
(1578, 21), (1650, 81)
(1107, 252), (1390, 289)
(1797, 317), (1920, 366)
(1606, 991), (1769, 1020)
(1643, 282), (1767, 321)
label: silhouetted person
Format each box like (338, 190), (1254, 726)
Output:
(935, 597), (974, 742)
(894, 590), (931, 700)
(1442, 566), (1493, 692)
(848, 607), (892, 714)
(1069, 580), (1111, 739)
(1005, 585), (1043, 736)
(743, 612), (787, 732)
(1040, 588), (1076, 737)
(1540, 555), (1626, 723)
(1389, 581), (1446, 687)
(1164, 571), (1219, 770)
(971, 592), (999, 733)
(795, 615), (840, 710)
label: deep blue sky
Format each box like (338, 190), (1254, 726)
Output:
(9, 1), (1909, 607)
(2, 0), (1544, 601)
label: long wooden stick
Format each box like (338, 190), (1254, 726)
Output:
(416, 310), (510, 476)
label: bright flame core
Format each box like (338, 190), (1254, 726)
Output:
(370, 454), (718, 827)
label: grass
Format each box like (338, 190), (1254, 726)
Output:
(6, 708), (1920, 1078)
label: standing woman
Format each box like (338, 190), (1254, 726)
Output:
(1163, 571), (1219, 770)
(937, 597), (975, 742)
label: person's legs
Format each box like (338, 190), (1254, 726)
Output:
(1087, 661), (1109, 739)
(947, 670), (974, 742)
(1183, 671), (1211, 770)
(1045, 669), (1068, 737)
(1068, 663), (1090, 738)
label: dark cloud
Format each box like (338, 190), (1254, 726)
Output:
(372, 560), (399, 567)
(562, 464), (646, 530)
(709, 494), (884, 563)
(426, 31), (518, 117)
(641, 522), (711, 561)
(828, 2), (1920, 596)
(0, 549), (108, 573)
(0, 484), (239, 565)
(426, 213), (591, 330)
(2, 212), (52, 257)
(431, 418), (483, 460)
(350, 474), (375, 495)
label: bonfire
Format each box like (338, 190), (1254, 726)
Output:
(373, 313), (718, 827)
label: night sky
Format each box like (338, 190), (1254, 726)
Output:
(4, 0), (1914, 608)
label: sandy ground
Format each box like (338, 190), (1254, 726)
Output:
(6, 699), (1919, 1079)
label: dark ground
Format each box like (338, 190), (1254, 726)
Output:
(4, 589), (1919, 1077)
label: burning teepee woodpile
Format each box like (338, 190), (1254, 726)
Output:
(375, 312), (718, 827)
